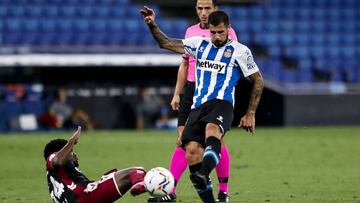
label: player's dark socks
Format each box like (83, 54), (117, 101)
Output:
(190, 175), (215, 203)
(199, 136), (221, 177)
(189, 162), (202, 174)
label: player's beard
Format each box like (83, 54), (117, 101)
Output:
(214, 37), (228, 47)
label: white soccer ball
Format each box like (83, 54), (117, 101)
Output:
(144, 167), (175, 197)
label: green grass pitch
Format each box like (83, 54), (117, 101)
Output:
(0, 127), (359, 203)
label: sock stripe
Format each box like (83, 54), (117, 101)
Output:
(203, 149), (220, 165)
(218, 177), (229, 183)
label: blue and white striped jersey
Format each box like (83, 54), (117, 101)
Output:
(183, 37), (259, 109)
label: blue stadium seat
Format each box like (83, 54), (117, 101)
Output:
(294, 8), (311, 20)
(263, 20), (279, 33)
(299, 59), (312, 70)
(264, 8), (280, 20)
(93, 6), (110, 18)
(57, 19), (73, 32)
(43, 6), (59, 18)
(309, 46), (325, 59)
(278, 33), (294, 46)
(107, 20), (123, 32)
(324, 34), (340, 46)
(269, 46), (281, 58)
(266, 59), (282, 81)
(109, 6), (126, 18)
(298, 69), (313, 82)
(22, 88), (45, 116)
(324, 45), (340, 59)
(59, 6), (77, 17)
(25, 5), (43, 17)
(3, 91), (22, 121)
(8, 5), (25, 17)
(123, 19), (141, 33)
(309, 34), (325, 46)
(293, 46), (309, 60)
(0, 101), (8, 132)
(293, 20), (310, 33)
(310, 21), (326, 33)
(232, 21), (247, 33)
(4, 19), (22, 32)
(77, 5), (93, 17)
(0, 6), (7, 17)
(248, 20), (263, 33)
(41, 19), (57, 32)
(231, 7), (247, 20)
(248, 7), (264, 20)
(280, 69), (299, 83)
(2, 33), (23, 45)
(73, 19), (90, 32)
(23, 19), (40, 32)
(260, 33), (278, 47)
(90, 19), (107, 32)
(294, 34), (309, 46)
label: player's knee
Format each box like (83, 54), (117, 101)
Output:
(205, 123), (222, 137)
(185, 142), (202, 164)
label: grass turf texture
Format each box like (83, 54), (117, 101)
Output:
(0, 127), (359, 203)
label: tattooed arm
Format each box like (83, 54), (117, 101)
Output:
(239, 71), (264, 134)
(140, 6), (185, 54)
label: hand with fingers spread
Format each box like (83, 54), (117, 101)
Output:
(239, 111), (256, 134)
(140, 6), (156, 26)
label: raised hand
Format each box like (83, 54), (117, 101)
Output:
(140, 6), (155, 25)
(69, 126), (82, 145)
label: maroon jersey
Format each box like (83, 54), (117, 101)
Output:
(46, 152), (92, 203)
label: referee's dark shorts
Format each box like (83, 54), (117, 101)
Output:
(178, 81), (195, 126)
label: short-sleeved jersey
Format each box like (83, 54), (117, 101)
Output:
(182, 37), (259, 109)
(46, 152), (91, 203)
(183, 23), (238, 82)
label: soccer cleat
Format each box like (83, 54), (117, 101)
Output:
(147, 194), (177, 202)
(189, 172), (208, 190)
(216, 191), (230, 202)
(130, 181), (146, 196)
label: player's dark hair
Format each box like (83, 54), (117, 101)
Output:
(212, 0), (218, 6)
(208, 10), (230, 27)
(43, 139), (67, 159)
(196, 0), (218, 7)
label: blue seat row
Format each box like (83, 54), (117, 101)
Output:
(0, 5), (138, 18)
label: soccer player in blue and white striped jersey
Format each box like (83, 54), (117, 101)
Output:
(141, 7), (264, 203)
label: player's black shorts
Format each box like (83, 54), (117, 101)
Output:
(178, 81), (195, 126)
(181, 99), (234, 148)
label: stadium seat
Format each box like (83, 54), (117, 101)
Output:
(25, 5), (43, 17)
(43, 6), (59, 18)
(298, 69), (313, 82)
(23, 19), (40, 32)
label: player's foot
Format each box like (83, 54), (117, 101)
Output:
(130, 181), (146, 196)
(129, 168), (146, 185)
(147, 194), (177, 202)
(216, 191), (230, 202)
(189, 172), (208, 190)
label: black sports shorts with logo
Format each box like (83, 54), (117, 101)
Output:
(181, 99), (234, 148)
(178, 81), (195, 126)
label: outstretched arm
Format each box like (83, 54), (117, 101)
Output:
(52, 126), (82, 166)
(239, 72), (264, 134)
(171, 58), (189, 111)
(140, 6), (185, 54)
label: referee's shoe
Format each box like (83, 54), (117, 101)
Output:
(147, 194), (176, 202)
